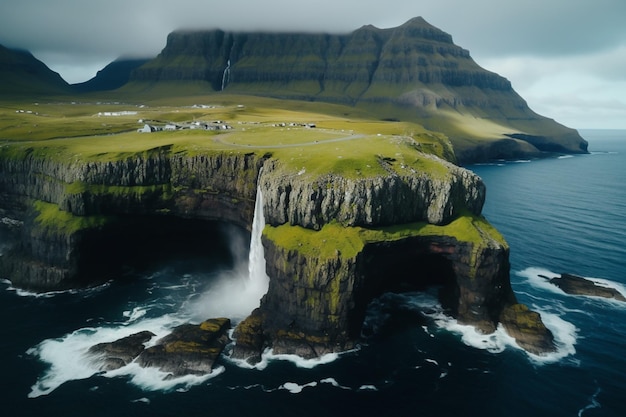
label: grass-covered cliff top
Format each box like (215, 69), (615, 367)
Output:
(264, 212), (508, 261)
(0, 95), (455, 178)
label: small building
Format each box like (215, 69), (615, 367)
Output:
(137, 124), (156, 133)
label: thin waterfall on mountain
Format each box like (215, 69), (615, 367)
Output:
(221, 59), (231, 91)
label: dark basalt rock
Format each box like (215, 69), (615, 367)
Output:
(136, 318), (231, 378)
(499, 304), (556, 355)
(0, 140), (553, 359)
(87, 330), (155, 371)
(543, 273), (626, 301)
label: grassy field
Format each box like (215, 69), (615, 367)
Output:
(0, 94), (454, 178)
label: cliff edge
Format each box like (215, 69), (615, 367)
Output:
(0, 120), (555, 357)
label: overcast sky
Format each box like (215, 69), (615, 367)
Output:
(1, 0), (625, 129)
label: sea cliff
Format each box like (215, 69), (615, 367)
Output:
(0, 136), (554, 356)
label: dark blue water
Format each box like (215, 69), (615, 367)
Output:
(1, 129), (625, 416)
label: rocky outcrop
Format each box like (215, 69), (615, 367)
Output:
(233, 217), (556, 361)
(88, 331), (156, 371)
(86, 318), (231, 377)
(500, 304), (555, 355)
(136, 318), (231, 377)
(542, 273), (626, 302)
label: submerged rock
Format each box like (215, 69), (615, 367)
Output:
(544, 273), (626, 302)
(87, 330), (155, 371)
(136, 318), (231, 378)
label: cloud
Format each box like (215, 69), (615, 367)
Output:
(1, 0), (625, 127)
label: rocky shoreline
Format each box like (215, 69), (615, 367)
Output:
(87, 318), (231, 378)
(0, 137), (557, 364)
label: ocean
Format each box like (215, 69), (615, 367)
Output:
(1, 129), (624, 417)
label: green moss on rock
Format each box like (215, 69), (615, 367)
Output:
(33, 200), (111, 235)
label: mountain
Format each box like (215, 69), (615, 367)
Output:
(72, 57), (150, 92)
(127, 17), (588, 163)
(0, 44), (71, 96)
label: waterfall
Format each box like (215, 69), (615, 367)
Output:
(221, 59), (231, 91)
(247, 184), (270, 293)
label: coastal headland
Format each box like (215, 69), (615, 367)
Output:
(0, 97), (556, 371)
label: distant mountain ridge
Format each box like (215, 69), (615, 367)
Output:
(0, 17), (589, 162)
(0, 44), (71, 95)
(73, 58), (150, 92)
(124, 17), (587, 162)
(131, 17), (514, 103)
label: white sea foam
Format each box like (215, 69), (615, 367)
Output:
(368, 289), (578, 364)
(27, 314), (188, 397)
(577, 385), (602, 416)
(131, 397), (151, 404)
(107, 362), (223, 393)
(527, 312), (578, 364)
(280, 381), (318, 394)
(434, 317), (512, 354)
(123, 306), (148, 322)
(320, 377), (351, 390)
(187, 187), (269, 322)
(26, 184), (273, 397)
(5, 281), (111, 299)
(263, 349), (342, 369)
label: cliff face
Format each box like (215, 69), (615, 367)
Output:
(132, 17), (511, 101)
(0, 147), (264, 289)
(260, 155), (485, 229)
(0, 143), (553, 356)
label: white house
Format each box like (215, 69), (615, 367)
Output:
(137, 124), (155, 133)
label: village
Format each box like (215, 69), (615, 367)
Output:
(137, 119), (234, 133)
(137, 119), (316, 133)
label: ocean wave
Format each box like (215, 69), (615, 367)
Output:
(363, 290), (577, 364)
(577, 384), (602, 417)
(236, 348), (345, 371)
(2, 279), (111, 298)
(26, 312), (193, 398)
(280, 381), (318, 394)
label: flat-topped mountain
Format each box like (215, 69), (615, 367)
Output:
(126, 17), (587, 162)
(0, 44), (72, 96)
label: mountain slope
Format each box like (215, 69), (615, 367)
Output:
(0, 44), (71, 96)
(73, 57), (150, 92)
(126, 17), (587, 162)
